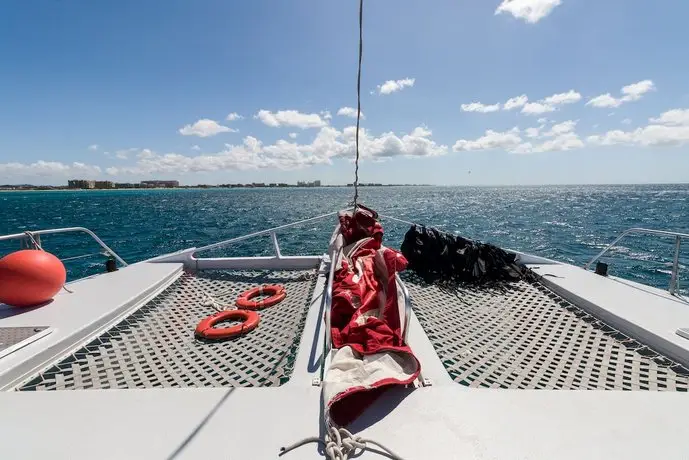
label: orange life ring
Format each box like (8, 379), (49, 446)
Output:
(195, 310), (260, 340)
(235, 284), (286, 310)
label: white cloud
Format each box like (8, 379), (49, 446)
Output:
(455, 123), (584, 154)
(463, 91), (578, 116)
(191, 145), (201, 151)
(0, 161), (102, 179)
(495, 0), (562, 24)
(544, 120), (577, 137)
(537, 117), (549, 124)
(621, 80), (655, 102)
(503, 95), (528, 110)
(179, 119), (236, 137)
(453, 128), (522, 152)
(535, 132), (584, 152)
(377, 78), (415, 95)
(522, 102), (556, 115)
(621, 118), (632, 125)
(88, 144), (99, 151)
(137, 148), (155, 159)
(588, 108), (689, 147)
(543, 90), (581, 105)
(525, 127), (542, 138)
(101, 126), (447, 178)
(586, 93), (621, 108)
(288, 132), (298, 139)
(337, 107), (366, 119)
(345, 125), (446, 159)
(255, 110), (328, 129)
(321, 111), (333, 120)
(587, 80), (656, 108)
(226, 112), (243, 121)
(524, 120), (576, 139)
(520, 90), (581, 115)
(649, 109), (689, 126)
(461, 102), (501, 113)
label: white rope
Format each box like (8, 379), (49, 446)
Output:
(279, 425), (406, 460)
(24, 231), (74, 293)
(24, 231), (42, 250)
(60, 251), (107, 262)
(378, 213), (418, 227)
(200, 283), (240, 312)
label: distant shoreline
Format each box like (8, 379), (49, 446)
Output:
(0, 184), (432, 192)
(1, 183), (687, 192)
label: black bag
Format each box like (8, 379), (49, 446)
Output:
(400, 225), (531, 286)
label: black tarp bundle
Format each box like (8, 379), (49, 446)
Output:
(400, 225), (535, 286)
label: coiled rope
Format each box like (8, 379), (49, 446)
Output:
(279, 425), (406, 460)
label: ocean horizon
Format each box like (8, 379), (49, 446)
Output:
(1, 184), (687, 295)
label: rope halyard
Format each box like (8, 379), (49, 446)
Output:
(352, 0), (364, 210)
(279, 3), (404, 458)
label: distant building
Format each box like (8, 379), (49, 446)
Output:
(68, 179), (95, 189)
(140, 180), (179, 188)
(94, 181), (115, 189)
(297, 180), (322, 187)
(114, 183), (137, 189)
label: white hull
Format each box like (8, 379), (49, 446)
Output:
(0, 216), (687, 459)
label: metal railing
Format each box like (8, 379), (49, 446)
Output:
(320, 245), (338, 383)
(192, 211), (339, 256)
(396, 273), (413, 342)
(0, 227), (128, 267)
(584, 227), (689, 295)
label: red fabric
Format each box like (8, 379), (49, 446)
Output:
(327, 208), (420, 427)
(338, 204), (383, 246)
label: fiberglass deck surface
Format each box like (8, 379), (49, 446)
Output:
(404, 274), (689, 391)
(17, 269), (317, 391)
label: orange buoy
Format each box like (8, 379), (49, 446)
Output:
(195, 310), (260, 340)
(0, 250), (66, 307)
(235, 284), (286, 310)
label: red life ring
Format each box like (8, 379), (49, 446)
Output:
(235, 284), (286, 310)
(195, 310), (260, 340)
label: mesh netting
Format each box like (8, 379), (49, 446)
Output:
(17, 270), (316, 391)
(405, 274), (689, 391)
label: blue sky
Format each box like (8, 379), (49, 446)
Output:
(1, 0), (688, 186)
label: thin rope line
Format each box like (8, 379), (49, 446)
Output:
(378, 213), (417, 227)
(60, 252), (105, 262)
(352, 0), (363, 209)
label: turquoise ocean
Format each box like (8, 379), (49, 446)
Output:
(1, 184), (687, 295)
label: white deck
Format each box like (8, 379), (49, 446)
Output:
(2, 247), (689, 458)
(530, 263), (689, 367)
(1, 386), (688, 459)
(0, 261), (183, 389)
